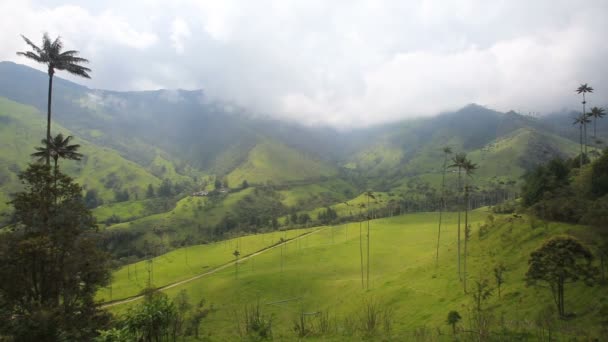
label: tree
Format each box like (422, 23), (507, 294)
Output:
(590, 150), (608, 198)
(494, 263), (507, 298)
(366, 191), (376, 289)
(84, 188), (102, 209)
(576, 83), (594, 157)
(173, 290), (192, 339)
(31, 133), (83, 171)
(124, 290), (178, 341)
(588, 106), (605, 140)
(525, 235), (597, 317)
(446, 310), (461, 335)
(158, 178), (173, 197)
(471, 278), (493, 316)
(462, 158), (478, 293)
(436, 146), (452, 266)
(187, 298), (211, 339)
(573, 114), (591, 167)
(214, 178), (222, 189)
(17, 33), (91, 165)
(449, 153), (467, 280)
(358, 203), (365, 289)
(242, 179), (249, 189)
(146, 183), (155, 198)
(233, 249), (241, 279)
(0, 163), (111, 340)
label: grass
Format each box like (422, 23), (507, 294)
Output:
(226, 140), (337, 186)
(0, 96), (163, 205)
(97, 227), (315, 302)
(104, 210), (607, 340)
(278, 179), (355, 207)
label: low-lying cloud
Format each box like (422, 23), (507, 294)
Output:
(1, 0), (607, 127)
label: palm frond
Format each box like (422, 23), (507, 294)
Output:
(19, 35), (43, 55)
(16, 51), (45, 63)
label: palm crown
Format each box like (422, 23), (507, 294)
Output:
(17, 33), (91, 78)
(18, 33), (90, 165)
(32, 133), (83, 168)
(589, 107), (605, 120)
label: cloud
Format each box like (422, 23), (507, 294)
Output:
(1, 0), (607, 127)
(170, 18), (191, 54)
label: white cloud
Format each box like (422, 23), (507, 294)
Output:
(170, 18), (191, 54)
(1, 0), (607, 127)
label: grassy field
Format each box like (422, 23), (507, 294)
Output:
(104, 211), (607, 340)
(98, 227), (315, 302)
(226, 140), (337, 186)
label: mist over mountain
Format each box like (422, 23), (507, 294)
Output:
(2, 61), (598, 179)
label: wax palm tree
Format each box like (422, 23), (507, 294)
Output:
(366, 191), (376, 289)
(462, 159), (478, 293)
(449, 153), (467, 280)
(573, 114), (591, 167)
(32, 133), (83, 171)
(436, 146), (452, 266)
(18, 33), (91, 165)
(588, 106), (605, 139)
(233, 249), (240, 279)
(358, 203), (366, 289)
(576, 84), (594, 156)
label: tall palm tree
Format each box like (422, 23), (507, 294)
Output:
(588, 106), (605, 139)
(449, 153), (467, 280)
(576, 84), (594, 156)
(233, 249), (240, 279)
(358, 203), (366, 289)
(462, 159), (478, 294)
(18, 33), (91, 165)
(32, 133), (83, 171)
(366, 191), (376, 289)
(436, 146), (452, 266)
(573, 114), (591, 167)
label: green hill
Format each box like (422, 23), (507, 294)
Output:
(226, 140), (338, 186)
(0, 97), (162, 204)
(103, 211), (607, 340)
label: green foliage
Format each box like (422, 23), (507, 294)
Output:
(522, 158), (570, 207)
(242, 301), (273, 341)
(525, 235), (597, 317)
(146, 183), (155, 198)
(446, 310), (461, 334)
(590, 150), (608, 198)
(0, 163), (111, 340)
(494, 263), (507, 298)
(85, 188), (103, 208)
(123, 290), (178, 341)
(158, 178), (173, 197)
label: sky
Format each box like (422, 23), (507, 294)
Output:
(1, 0), (607, 127)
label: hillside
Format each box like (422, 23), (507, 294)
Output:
(226, 140), (338, 186)
(0, 97), (165, 211)
(0, 62), (595, 259)
(102, 211), (607, 340)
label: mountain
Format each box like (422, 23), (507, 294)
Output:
(0, 97), (164, 215)
(0, 61), (593, 255)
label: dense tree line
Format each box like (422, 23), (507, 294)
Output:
(521, 150), (608, 225)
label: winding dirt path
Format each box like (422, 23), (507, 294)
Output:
(100, 226), (327, 308)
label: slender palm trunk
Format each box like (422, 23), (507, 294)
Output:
(457, 167), (462, 280)
(359, 216), (364, 289)
(463, 185), (469, 294)
(583, 93), (588, 156)
(46, 71), (54, 166)
(367, 196), (370, 289)
(436, 154), (448, 266)
(579, 124), (583, 167)
(594, 117), (597, 139)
